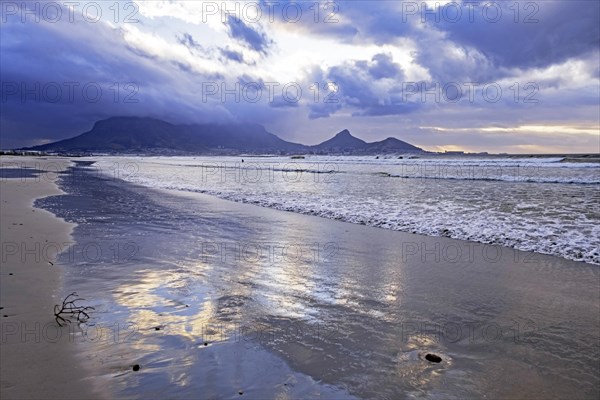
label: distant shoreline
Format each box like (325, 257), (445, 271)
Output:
(2, 151), (599, 162)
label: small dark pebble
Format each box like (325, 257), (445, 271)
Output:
(9, 273), (13, 276)
(425, 353), (442, 363)
(155, 327), (160, 331)
(132, 364), (140, 371)
(3, 315), (8, 318)
(238, 391), (243, 395)
(204, 342), (208, 346)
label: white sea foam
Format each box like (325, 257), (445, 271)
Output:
(93, 155), (600, 265)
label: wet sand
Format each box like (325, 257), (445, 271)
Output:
(0, 157), (102, 399)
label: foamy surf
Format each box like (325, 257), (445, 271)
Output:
(93, 155), (600, 265)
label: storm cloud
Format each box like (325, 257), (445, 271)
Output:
(0, 0), (598, 152)
(225, 15), (271, 54)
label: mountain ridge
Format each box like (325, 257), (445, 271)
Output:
(27, 116), (424, 155)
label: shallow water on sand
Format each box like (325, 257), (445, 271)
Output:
(39, 162), (600, 399)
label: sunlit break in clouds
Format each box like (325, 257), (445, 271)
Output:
(1, 0), (599, 153)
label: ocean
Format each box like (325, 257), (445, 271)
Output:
(93, 154), (600, 265)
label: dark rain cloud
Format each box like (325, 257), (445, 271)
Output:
(307, 53), (419, 119)
(225, 15), (271, 54)
(365, 53), (403, 79)
(0, 5), (228, 148)
(289, 1), (599, 79)
(434, 1), (600, 70)
(0, 0), (598, 150)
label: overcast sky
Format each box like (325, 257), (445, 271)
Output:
(1, 0), (599, 153)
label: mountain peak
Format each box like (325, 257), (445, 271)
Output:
(315, 129), (368, 150)
(367, 136), (423, 152)
(335, 129), (352, 137)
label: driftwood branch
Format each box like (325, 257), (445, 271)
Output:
(54, 292), (94, 326)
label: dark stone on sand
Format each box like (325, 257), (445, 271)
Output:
(132, 364), (140, 371)
(425, 353), (442, 363)
(9, 273), (13, 275)
(238, 390), (243, 395)
(155, 327), (160, 331)
(3, 315), (8, 318)
(204, 342), (208, 346)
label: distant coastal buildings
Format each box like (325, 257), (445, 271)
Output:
(0, 150), (48, 156)
(444, 150), (489, 155)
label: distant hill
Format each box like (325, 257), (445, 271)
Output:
(311, 130), (422, 154)
(312, 129), (369, 152)
(31, 117), (206, 153)
(29, 117), (304, 154)
(27, 116), (424, 155)
(365, 137), (423, 153)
